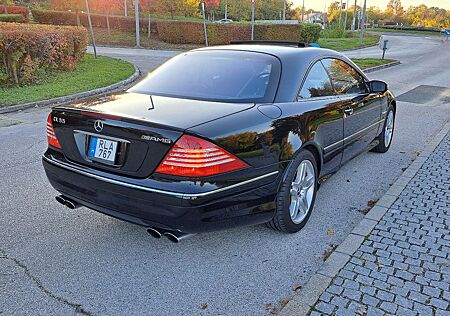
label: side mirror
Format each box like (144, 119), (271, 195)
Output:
(368, 80), (388, 93)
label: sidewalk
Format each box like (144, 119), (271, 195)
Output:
(281, 124), (450, 316)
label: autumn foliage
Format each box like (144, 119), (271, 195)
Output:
(0, 22), (88, 85)
(0, 5), (29, 22)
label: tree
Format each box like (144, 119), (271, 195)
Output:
(205, 0), (220, 20)
(90, 0), (122, 35)
(385, 0), (404, 23)
(405, 5), (449, 28)
(366, 6), (384, 25)
(327, 1), (340, 24)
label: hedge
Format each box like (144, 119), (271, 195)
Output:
(0, 5), (29, 23)
(32, 9), (158, 34)
(0, 23), (88, 85)
(157, 21), (322, 45)
(0, 14), (23, 23)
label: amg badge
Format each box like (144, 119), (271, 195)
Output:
(141, 135), (172, 144)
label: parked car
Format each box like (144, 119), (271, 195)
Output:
(43, 42), (396, 242)
(216, 18), (233, 24)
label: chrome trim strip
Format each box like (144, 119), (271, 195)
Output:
(323, 119), (384, 152)
(73, 130), (131, 143)
(43, 156), (279, 199)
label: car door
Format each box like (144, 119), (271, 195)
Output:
(296, 60), (344, 176)
(321, 58), (382, 163)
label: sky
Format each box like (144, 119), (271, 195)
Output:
(292, 0), (450, 11)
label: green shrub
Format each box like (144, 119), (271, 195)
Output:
(301, 23), (322, 42)
(0, 5), (29, 23)
(0, 22), (88, 85)
(320, 25), (348, 38)
(0, 14), (23, 23)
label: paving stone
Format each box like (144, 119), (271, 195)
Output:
(297, 132), (450, 316)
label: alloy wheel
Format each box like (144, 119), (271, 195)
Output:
(289, 160), (315, 224)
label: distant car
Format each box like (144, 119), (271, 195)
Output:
(43, 42), (396, 242)
(216, 18), (233, 24)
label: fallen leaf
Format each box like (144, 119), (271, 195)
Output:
(359, 207), (371, 215)
(201, 303), (208, 310)
(367, 199), (377, 207)
(292, 284), (302, 292)
(263, 303), (273, 310)
(327, 229), (335, 235)
(356, 305), (367, 316)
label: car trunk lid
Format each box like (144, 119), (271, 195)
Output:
(50, 93), (254, 178)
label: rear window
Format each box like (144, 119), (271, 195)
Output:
(129, 50), (281, 103)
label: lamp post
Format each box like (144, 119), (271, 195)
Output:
(134, 0), (140, 48)
(85, 0), (96, 58)
(359, 0), (367, 48)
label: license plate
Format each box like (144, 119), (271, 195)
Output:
(88, 137), (118, 163)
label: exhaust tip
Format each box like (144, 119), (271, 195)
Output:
(55, 195), (66, 205)
(147, 228), (162, 239)
(164, 232), (180, 243)
(65, 200), (76, 210)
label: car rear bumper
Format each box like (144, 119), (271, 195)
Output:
(43, 153), (280, 234)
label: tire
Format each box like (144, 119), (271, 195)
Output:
(267, 150), (318, 233)
(372, 105), (395, 153)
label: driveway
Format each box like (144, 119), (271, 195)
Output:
(1, 35), (449, 315)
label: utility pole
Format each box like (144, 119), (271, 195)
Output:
(339, 0), (342, 26)
(225, 1), (228, 20)
(359, 0), (367, 48)
(282, 0), (286, 21)
(134, 0), (140, 48)
(344, 2), (348, 30)
(251, 0), (255, 40)
(351, 0), (357, 31)
(124, 0), (127, 16)
(301, 0), (305, 23)
(85, 0), (96, 58)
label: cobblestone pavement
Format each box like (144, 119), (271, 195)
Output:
(311, 132), (450, 316)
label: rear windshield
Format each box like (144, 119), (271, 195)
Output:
(129, 50), (281, 103)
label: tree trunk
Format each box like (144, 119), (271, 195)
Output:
(148, 14), (151, 39)
(106, 13), (110, 36)
(76, 11), (81, 26)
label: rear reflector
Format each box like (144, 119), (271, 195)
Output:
(155, 135), (248, 177)
(47, 113), (61, 149)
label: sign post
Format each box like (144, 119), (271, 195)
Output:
(445, 29), (450, 42)
(378, 36), (391, 59)
(201, 2), (208, 47)
(251, 0), (255, 40)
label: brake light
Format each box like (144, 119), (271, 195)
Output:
(155, 135), (248, 177)
(46, 113), (61, 149)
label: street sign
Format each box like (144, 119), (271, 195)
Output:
(378, 36), (391, 51)
(445, 30), (450, 36)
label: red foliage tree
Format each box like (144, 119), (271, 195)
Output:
(89, 0), (123, 35)
(204, 0), (220, 20)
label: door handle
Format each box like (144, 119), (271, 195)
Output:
(344, 108), (354, 116)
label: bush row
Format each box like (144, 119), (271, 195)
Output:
(31, 9), (158, 34)
(156, 21), (322, 45)
(0, 5), (29, 23)
(31, 9), (321, 45)
(0, 14), (23, 23)
(0, 23), (88, 85)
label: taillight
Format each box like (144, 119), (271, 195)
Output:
(46, 113), (61, 149)
(155, 135), (248, 177)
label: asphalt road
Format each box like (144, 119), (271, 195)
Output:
(1, 35), (449, 316)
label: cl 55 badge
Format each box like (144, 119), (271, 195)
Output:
(141, 135), (172, 144)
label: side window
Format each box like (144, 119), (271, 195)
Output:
(321, 59), (368, 95)
(298, 62), (335, 99)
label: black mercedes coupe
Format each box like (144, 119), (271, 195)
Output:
(43, 42), (396, 242)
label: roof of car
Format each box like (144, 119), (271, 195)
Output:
(194, 44), (349, 103)
(195, 44), (343, 61)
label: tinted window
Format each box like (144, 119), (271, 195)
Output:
(129, 51), (281, 103)
(298, 62), (335, 99)
(321, 59), (368, 95)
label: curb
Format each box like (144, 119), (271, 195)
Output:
(0, 66), (140, 115)
(279, 119), (450, 316)
(363, 60), (401, 73)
